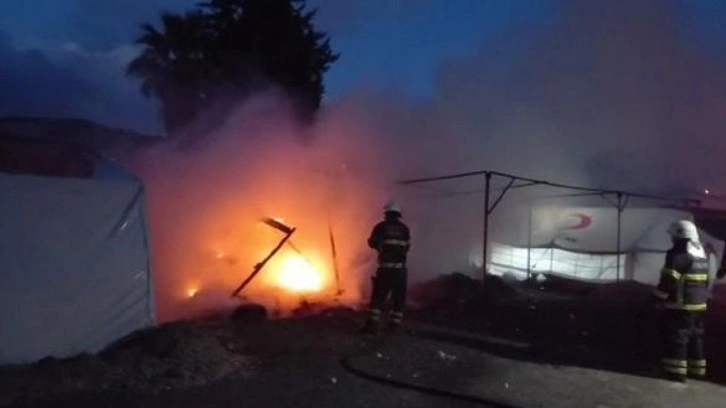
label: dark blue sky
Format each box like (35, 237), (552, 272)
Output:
(0, 1), (725, 134)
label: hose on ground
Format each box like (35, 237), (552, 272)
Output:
(338, 329), (522, 408)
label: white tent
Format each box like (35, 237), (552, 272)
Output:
(486, 206), (724, 285)
(0, 161), (155, 365)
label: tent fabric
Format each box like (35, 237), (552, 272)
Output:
(0, 173), (154, 365)
(487, 206), (724, 286)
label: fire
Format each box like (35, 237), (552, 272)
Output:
(271, 252), (325, 293)
(187, 287), (199, 298)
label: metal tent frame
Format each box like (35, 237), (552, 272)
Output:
(399, 170), (700, 284)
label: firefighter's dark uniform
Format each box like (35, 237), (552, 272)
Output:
(653, 245), (710, 381)
(363, 214), (411, 331)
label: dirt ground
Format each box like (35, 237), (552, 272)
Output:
(3, 275), (726, 408)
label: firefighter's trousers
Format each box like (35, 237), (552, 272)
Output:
(660, 309), (706, 379)
(366, 267), (408, 325)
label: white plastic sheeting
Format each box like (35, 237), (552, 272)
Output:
(485, 206), (724, 285)
(490, 244), (625, 282)
(0, 173), (155, 365)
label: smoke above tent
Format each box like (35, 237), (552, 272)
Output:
(120, 1), (726, 322)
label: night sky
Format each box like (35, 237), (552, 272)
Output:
(1, 1), (726, 137)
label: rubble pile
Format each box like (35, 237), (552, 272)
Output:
(0, 318), (256, 405)
(411, 273), (517, 307)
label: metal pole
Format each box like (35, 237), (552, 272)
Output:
(616, 192), (623, 282)
(231, 228), (296, 297)
(483, 172), (492, 283)
(328, 216), (342, 298)
(527, 200), (533, 281)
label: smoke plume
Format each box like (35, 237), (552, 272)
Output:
(126, 1), (726, 321)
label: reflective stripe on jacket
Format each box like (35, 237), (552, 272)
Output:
(368, 218), (411, 267)
(654, 248), (710, 311)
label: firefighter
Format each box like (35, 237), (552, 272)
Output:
(360, 201), (411, 334)
(652, 219), (710, 382)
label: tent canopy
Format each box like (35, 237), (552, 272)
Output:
(524, 206), (722, 255)
(487, 205), (724, 285)
(0, 161), (155, 365)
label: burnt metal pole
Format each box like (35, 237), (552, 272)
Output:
(328, 216), (342, 298)
(231, 228), (296, 298)
(483, 172), (492, 283)
(616, 192), (623, 282)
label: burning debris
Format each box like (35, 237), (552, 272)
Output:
(230, 217), (335, 300)
(230, 217), (298, 298)
(127, 103), (386, 322)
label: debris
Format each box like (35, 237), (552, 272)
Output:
(504, 382), (510, 389)
(376, 353), (384, 359)
(437, 350), (457, 361)
(330, 377), (337, 384)
(413, 372), (420, 378)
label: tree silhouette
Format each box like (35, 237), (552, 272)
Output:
(127, 0), (338, 136)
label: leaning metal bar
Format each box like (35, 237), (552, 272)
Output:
(483, 172), (492, 282)
(616, 192), (623, 282)
(231, 227), (296, 297)
(488, 178), (516, 215)
(527, 201), (533, 280)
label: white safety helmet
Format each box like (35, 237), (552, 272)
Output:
(667, 219), (700, 242)
(384, 200), (402, 214)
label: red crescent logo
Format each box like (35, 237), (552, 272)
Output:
(566, 213), (592, 230)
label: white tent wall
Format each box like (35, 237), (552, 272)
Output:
(486, 205), (724, 285)
(0, 173), (155, 365)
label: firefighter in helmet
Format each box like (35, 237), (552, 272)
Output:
(360, 200), (411, 333)
(653, 219), (710, 382)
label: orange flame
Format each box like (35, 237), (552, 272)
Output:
(127, 117), (388, 322)
(270, 252), (325, 293)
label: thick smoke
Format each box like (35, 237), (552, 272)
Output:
(127, 1), (726, 321)
(129, 91), (397, 322)
(340, 0), (726, 274)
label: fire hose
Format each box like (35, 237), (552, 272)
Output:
(338, 328), (523, 408)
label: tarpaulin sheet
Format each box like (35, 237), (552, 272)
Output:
(0, 173), (154, 365)
(486, 206), (724, 285)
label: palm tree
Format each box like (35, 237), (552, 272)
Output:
(126, 11), (210, 135)
(127, 0), (338, 136)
